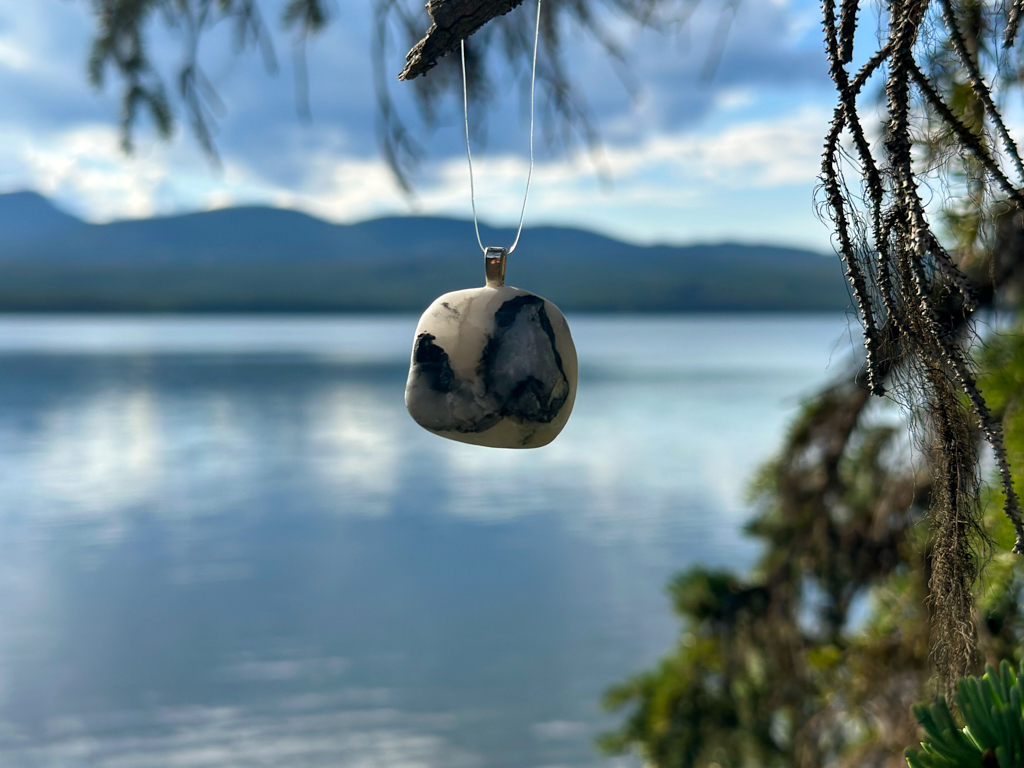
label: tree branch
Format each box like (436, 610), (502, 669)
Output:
(399, 0), (525, 81)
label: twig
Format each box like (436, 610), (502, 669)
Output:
(399, 0), (525, 81)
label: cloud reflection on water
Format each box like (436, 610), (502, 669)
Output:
(0, 315), (852, 768)
(5, 705), (479, 768)
(309, 384), (404, 520)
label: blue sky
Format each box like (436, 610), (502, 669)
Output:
(0, 0), (839, 250)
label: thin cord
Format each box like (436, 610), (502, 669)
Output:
(460, 38), (485, 254)
(461, 0), (541, 256)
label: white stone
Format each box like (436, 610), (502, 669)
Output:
(405, 284), (577, 448)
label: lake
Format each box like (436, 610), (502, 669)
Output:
(0, 314), (854, 768)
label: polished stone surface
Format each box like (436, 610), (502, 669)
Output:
(405, 285), (578, 448)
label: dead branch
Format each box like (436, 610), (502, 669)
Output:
(399, 0), (525, 81)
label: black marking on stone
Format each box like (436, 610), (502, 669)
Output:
(504, 376), (554, 423)
(475, 295), (569, 426)
(412, 332), (455, 393)
(476, 335), (499, 390)
(492, 294), (566, 381)
(453, 410), (502, 434)
(493, 294), (542, 328)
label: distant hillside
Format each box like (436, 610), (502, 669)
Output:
(0, 192), (87, 246)
(0, 192), (849, 312)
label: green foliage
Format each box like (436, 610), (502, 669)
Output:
(599, 380), (934, 767)
(906, 661), (1024, 768)
(599, 193), (1024, 766)
(599, 304), (1024, 768)
(980, 328), (1024, 504)
(599, 567), (783, 768)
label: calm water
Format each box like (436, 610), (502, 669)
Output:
(0, 314), (853, 768)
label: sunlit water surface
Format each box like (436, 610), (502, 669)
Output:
(0, 314), (854, 768)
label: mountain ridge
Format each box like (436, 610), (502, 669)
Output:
(0, 192), (849, 312)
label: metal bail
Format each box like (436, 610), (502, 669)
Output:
(484, 247), (507, 287)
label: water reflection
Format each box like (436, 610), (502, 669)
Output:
(310, 384), (405, 519)
(0, 315), (851, 767)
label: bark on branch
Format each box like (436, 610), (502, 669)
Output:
(399, 0), (524, 81)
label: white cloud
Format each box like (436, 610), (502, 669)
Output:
(0, 38), (33, 72)
(590, 106), (827, 187)
(0, 106), (830, 248)
(714, 88), (757, 111)
(0, 124), (169, 220)
(253, 106), (830, 242)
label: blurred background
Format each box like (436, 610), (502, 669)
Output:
(0, 1), (854, 766)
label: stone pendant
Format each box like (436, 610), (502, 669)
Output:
(405, 247), (578, 448)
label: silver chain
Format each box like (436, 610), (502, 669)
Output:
(460, 0), (541, 256)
